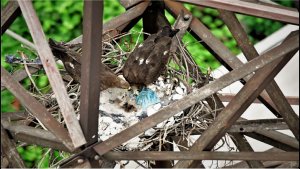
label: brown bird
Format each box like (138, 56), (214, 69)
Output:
(123, 26), (179, 86)
(49, 39), (130, 91)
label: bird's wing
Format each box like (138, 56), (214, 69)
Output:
(123, 34), (157, 84)
(123, 34), (173, 85)
(142, 36), (172, 84)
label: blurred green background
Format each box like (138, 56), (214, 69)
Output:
(1, 0), (296, 168)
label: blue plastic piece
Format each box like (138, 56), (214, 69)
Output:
(136, 87), (160, 110)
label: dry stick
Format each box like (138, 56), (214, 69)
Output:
(19, 52), (43, 95)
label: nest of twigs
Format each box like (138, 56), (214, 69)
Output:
(20, 29), (236, 168)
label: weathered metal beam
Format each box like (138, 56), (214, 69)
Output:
(255, 130), (299, 150)
(164, 0), (283, 118)
(219, 94), (299, 105)
(275, 161), (299, 168)
(92, 31), (299, 156)
(168, 118), (288, 135)
(17, 0), (86, 148)
(79, 2), (114, 167)
(245, 130), (299, 151)
(103, 1), (149, 34)
(224, 148), (297, 168)
(5, 29), (36, 50)
(265, 80), (300, 140)
(1, 66), (40, 91)
(1, 120), (71, 152)
(204, 92), (264, 168)
(246, 0), (298, 11)
(175, 0), (299, 24)
(231, 133), (264, 168)
(230, 118), (288, 132)
(174, 32), (298, 168)
(79, 0), (103, 147)
(1, 0), (21, 35)
(1, 67), (75, 151)
(171, 11), (192, 52)
(219, 9), (299, 140)
(119, 0), (144, 9)
(68, 1), (149, 44)
(1, 124), (25, 168)
(102, 151), (299, 161)
(1, 111), (29, 121)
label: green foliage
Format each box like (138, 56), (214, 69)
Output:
(17, 146), (68, 168)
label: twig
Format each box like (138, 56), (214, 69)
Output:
(19, 52), (43, 95)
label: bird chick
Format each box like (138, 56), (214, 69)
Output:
(49, 39), (130, 91)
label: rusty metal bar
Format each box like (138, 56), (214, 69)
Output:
(1, 67), (75, 151)
(168, 118), (288, 135)
(119, 0), (144, 9)
(245, 130), (299, 151)
(219, 10), (299, 140)
(248, 0), (299, 11)
(176, 0), (299, 24)
(17, 0), (86, 148)
(1, 0), (21, 35)
(79, 2), (116, 168)
(80, 0), (103, 146)
(174, 33), (298, 168)
(1, 124), (25, 168)
(255, 130), (299, 150)
(1, 120), (71, 152)
(231, 133), (264, 168)
(103, 1), (148, 35)
(205, 92), (264, 168)
(224, 148), (297, 168)
(1, 111), (29, 121)
(1, 66), (40, 91)
(230, 118), (288, 132)
(5, 29), (36, 50)
(165, 0), (283, 118)
(219, 94), (299, 105)
(102, 151), (299, 161)
(275, 161), (299, 168)
(265, 80), (300, 138)
(171, 12), (192, 52)
(68, 1), (149, 44)
(91, 32), (299, 156)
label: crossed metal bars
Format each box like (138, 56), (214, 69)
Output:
(1, 0), (299, 168)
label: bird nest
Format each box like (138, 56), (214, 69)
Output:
(15, 29), (234, 167)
